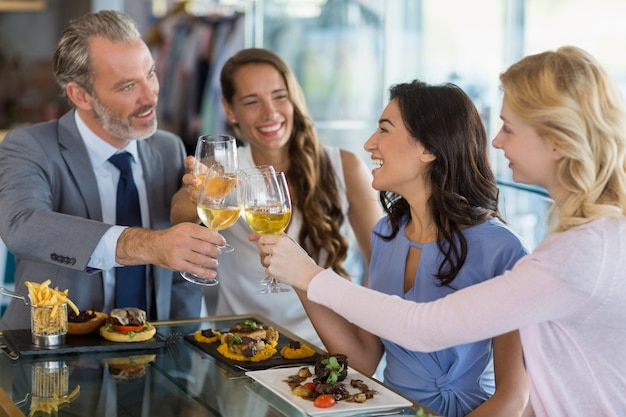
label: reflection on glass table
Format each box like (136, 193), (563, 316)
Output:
(0, 316), (431, 417)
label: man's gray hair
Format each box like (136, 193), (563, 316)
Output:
(53, 10), (141, 96)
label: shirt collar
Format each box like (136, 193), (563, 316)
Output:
(74, 110), (140, 169)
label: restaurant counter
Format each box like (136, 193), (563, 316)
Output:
(0, 315), (438, 417)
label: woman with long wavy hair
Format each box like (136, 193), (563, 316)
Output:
(171, 48), (382, 347)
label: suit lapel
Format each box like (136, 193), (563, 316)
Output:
(57, 111), (103, 221)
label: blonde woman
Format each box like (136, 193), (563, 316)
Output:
(257, 46), (626, 416)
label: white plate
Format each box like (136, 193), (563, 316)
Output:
(246, 365), (412, 416)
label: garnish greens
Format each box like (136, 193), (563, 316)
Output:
(228, 335), (242, 347)
(242, 320), (258, 330)
(321, 356), (345, 383)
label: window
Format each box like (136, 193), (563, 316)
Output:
(156, 0), (626, 250)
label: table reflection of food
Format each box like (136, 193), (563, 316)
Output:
(29, 360), (80, 416)
(101, 354), (156, 382)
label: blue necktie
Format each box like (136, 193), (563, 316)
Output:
(109, 152), (147, 310)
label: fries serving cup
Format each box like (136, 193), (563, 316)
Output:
(31, 303), (68, 346)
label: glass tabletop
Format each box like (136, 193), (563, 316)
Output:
(0, 315), (427, 417)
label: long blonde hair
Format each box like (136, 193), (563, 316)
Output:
(500, 46), (626, 232)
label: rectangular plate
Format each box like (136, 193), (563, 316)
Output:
(246, 366), (412, 416)
(183, 322), (321, 371)
(2, 328), (166, 357)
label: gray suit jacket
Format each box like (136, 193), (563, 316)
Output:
(0, 110), (202, 329)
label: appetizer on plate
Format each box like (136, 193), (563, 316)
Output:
(285, 354), (378, 409)
(99, 307), (156, 342)
(280, 340), (316, 360)
(212, 320), (280, 362)
(194, 328), (222, 343)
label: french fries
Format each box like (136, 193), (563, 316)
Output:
(25, 280), (79, 338)
(25, 280), (79, 316)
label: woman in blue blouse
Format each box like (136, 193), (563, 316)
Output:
(274, 80), (530, 417)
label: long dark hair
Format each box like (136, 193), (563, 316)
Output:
(379, 80), (501, 287)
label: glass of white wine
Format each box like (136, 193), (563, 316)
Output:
(243, 171), (292, 293)
(181, 165), (244, 286)
(242, 165), (276, 286)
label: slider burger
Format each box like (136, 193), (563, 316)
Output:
(100, 307), (156, 342)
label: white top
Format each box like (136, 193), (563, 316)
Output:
(212, 145), (358, 347)
(307, 216), (626, 416)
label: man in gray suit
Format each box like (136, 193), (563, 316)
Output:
(0, 10), (225, 329)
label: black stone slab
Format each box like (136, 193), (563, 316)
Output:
(3, 328), (166, 357)
(184, 320), (320, 372)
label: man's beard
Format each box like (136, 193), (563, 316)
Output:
(91, 95), (157, 141)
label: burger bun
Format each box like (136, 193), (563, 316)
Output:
(100, 323), (156, 343)
(68, 311), (107, 335)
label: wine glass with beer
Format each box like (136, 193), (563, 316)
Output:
(193, 134), (238, 182)
(243, 171), (292, 293)
(181, 165), (244, 286)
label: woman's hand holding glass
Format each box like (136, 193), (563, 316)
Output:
(255, 233), (325, 293)
(243, 171), (292, 293)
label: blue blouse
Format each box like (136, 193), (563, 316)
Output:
(368, 217), (528, 417)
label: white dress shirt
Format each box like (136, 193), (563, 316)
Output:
(75, 111), (150, 312)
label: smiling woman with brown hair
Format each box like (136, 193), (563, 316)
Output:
(171, 48), (383, 347)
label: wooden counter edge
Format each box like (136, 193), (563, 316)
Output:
(0, 385), (26, 417)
